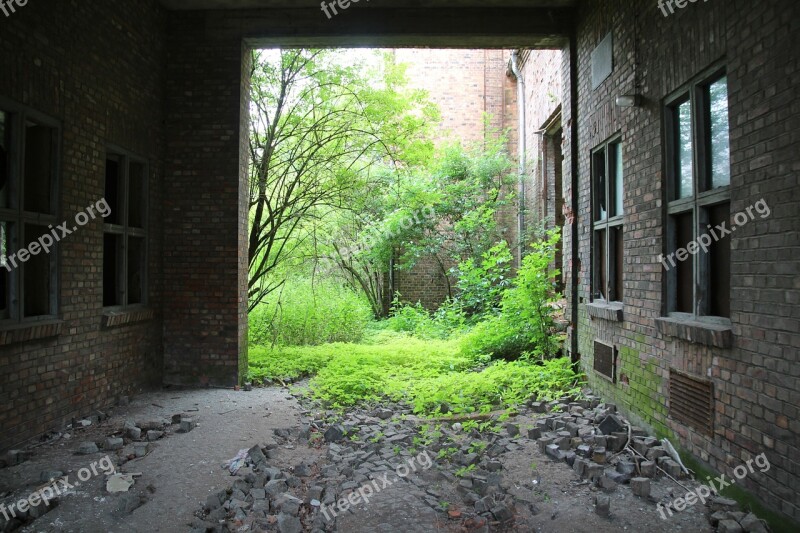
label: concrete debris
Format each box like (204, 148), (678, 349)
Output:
(77, 442), (99, 455)
(107, 473), (137, 493)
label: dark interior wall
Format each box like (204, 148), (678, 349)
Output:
(0, 0), (166, 452)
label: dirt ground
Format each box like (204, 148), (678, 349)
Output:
(0, 386), (720, 532)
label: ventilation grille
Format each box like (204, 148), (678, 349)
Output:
(593, 340), (616, 382)
(669, 369), (714, 436)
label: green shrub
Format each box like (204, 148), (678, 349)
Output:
(383, 295), (467, 340)
(249, 276), (373, 346)
(454, 240), (513, 317)
(460, 230), (564, 360)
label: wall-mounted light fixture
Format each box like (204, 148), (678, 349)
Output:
(615, 95), (641, 107)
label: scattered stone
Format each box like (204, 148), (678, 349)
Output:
(114, 493), (144, 517)
(595, 494), (611, 517)
(710, 496), (740, 513)
(598, 414), (624, 435)
(205, 489), (227, 511)
(631, 477), (650, 498)
(105, 437), (125, 451)
(243, 382), (253, 392)
(40, 470), (64, 482)
(324, 425), (345, 443)
(134, 442), (150, 458)
(248, 445), (267, 466)
(505, 423), (519, 437)
(146, 430), (164, 441)
(640, 460), (656, 477)
(491, 504), (514, 522)
(277, 512), (302, 533)
(739, 513), (768, 533)
(717, 520), (744, 533)
(265, 479), (288, 498)
(78, 442), (99, 455)
(374, 408), (393, 420)
(179, 418), (196, 433)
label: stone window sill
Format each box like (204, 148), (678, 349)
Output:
(102, 308), (154, 328)
(655, 315), (732, 348)
(0, 320), (63, 346)
(587, 301), (624, 322)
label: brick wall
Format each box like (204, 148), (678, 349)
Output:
(392, 49), (518, 309)
(561, 0), (799, 524)
(0, 0), (166, 452)
(161, 11), (250, 386)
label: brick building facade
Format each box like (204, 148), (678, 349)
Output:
(535, 0), (799, 525)
(0, 0), (796, 527)
(391, 49), (518, 310)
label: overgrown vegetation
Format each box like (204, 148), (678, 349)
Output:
(246, 48), (578, 417)
(248, 276), (372, 347)
(248, 331), (583, 416)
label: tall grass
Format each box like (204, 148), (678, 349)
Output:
(249, 276), (373, 347)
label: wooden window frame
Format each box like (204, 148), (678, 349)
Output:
(591, 134), (624, 303)
(103, 146), (148, 310)
(663, 63), (731, 320)
(0, 98), (61, 325)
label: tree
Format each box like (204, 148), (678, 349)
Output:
(247, 49), (436, 311)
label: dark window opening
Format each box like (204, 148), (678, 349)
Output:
(0, 102), (59, 325)
(664, 68), (730, 319)
(591, 136), (624, 303)
(103, 150), (148, 309)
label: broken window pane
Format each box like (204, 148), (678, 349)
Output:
(128, 162), (145, 229)
(103, 233), (122, 307)
(23, 225), (51, 317)
(675, 100), (693, 199)
(609, 141), (623, 217)
(593, 148), (606, 221)
(104, 156), (123, 225)
(674, 212), (694, 313)
(128, 237), (145, 305)
(708, 203), (730, 317)
(23, 121), (54, 215)
(708, 76), (730, 189)
(0, 111), (9, 209)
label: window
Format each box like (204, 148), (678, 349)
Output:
(0, 102), (60, 323)
(103, 150), (147, 308)
(591, 136), (624, 302)
(664, 69), (730, 318)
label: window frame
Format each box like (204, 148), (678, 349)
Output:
(590, 134), (624, 304)
(0, 98), (61, 325)
(662, 63), (731, 321)
(103, 146), (149, 310)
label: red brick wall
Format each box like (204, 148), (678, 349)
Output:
(0, 0), (166, 453)
(562, 0), (799, 523)
(391, 49), (518, 309)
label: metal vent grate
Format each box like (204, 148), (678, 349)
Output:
(669, 369), (714, 436)
(593, 340), (616, 382)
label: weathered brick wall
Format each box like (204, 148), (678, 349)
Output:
(162, 11), (250, 386)
(565, 0), (799, 523)
(0, 0), (166, 452)
(392, 49), (518, 309)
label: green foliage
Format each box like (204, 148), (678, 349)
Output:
(460, 230), (564, 360)
(249, 276), (372, 347)
(454, 240), (513, 317)
(248, 331), (583, 416)
(382, 295), (467, 340)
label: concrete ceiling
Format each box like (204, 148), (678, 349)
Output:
(159, 0), (576, 9)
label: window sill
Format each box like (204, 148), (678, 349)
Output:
(0, 320), (63, 346)
(102, 308), (154, 328)
(587, 301), (624, 322)
(655, 315), (732, 348)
